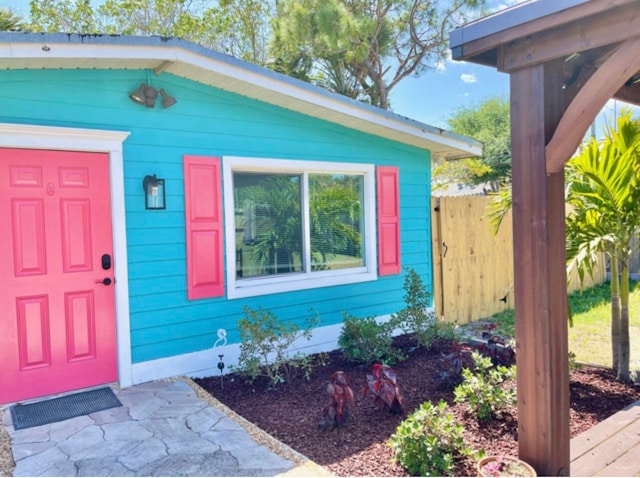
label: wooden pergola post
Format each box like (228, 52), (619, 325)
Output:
(510, 61), (569, 475)
(449, 1), (640, 475)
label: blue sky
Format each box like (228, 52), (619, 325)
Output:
(4, 0), (637, 132)
(390, 59), (510, 129)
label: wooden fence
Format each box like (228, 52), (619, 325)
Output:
(431, 195), (607, 324)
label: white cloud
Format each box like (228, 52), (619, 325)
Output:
(460, 73), (477, 84)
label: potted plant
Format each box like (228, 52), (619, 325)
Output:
(477, 455), (536, 477)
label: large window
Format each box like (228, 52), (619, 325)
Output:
(224, 157), (377, 298)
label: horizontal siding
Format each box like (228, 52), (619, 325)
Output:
(0, 69), (434, 364)
(127, 227), (185, 246)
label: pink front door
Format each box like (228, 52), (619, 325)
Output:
(0, 148), (117, 404)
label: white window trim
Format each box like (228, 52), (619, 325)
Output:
(223, 156), (377, 299)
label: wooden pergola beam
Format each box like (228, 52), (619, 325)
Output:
(499, 4), (640, 72)
(450, 0), (637, 67)
(614, 81), (640, 105)
(546, 38), (640, 173)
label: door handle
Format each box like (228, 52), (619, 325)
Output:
(96, 278), (112, 286)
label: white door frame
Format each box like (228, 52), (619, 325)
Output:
(0, 123), (134, 388)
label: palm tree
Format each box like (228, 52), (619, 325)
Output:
(566, 109), (640, 381)
(488, 110), (640, 381)
(0, 8), (26, 31)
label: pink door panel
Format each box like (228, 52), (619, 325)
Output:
(0, 148), (117, 404)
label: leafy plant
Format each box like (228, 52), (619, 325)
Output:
(363, 363), (403, 414)
(568, 351), (581, 372)
(477, 333), (516, 366)
(389, 400), (477, 477)
(392, 267), (458, 349)
(437, 341), (475, 387)
(0, 8), (26, 31)
(338, 312), (405, 365)
(236, 306), (319, 387)
(320, 371), (355, 429)
(443, 96), (512, 189)
(299, 352), (330, 380)
(454, 352), (516, 421)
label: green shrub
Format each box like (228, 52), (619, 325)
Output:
(569, 350), (582, 372)
(338, 312), (404, 364)
(453, 351), (516, 421)
(236, 306), (320, 387)
(392, 267), (459, 349)
(433, 319), (459, 341)
(388, 400), (477, 476)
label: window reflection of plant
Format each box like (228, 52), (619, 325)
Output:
(236, 173), (363, 276)
(247, 174), (303, 275)
(309, 174), (362, 271)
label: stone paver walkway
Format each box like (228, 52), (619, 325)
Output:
(3, 379), (325, 477)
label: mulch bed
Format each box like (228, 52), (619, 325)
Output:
(196, 335), (640, 476)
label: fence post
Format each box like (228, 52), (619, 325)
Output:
(431, 196), (445, 320)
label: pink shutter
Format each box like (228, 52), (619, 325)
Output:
(183, 155), (225, 299)
(377, 166), (401, 276)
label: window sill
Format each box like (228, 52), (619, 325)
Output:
(227, 270), (378, 299)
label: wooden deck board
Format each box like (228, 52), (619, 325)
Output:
(571, 400), (640, 476)
(596, 442), (640, 477)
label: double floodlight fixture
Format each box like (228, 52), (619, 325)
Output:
(129, 83), (177, 109)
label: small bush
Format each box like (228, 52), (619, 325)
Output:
(389, 400), (476, 476)
(392, 267), (459, 349)
(236, 306), (320, 387)
(338, 312), (404, 365)
(433, 319), (459, 342)
(569, 351), (581, 372)
(454, 351), (516, 421)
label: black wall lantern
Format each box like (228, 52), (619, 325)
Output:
(143, 174), (166, 210)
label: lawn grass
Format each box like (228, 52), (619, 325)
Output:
(484, 280), (640, 371)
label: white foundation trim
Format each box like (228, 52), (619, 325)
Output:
(0, 123), (133, 388)
(129, 312), (419, 384)
(131, 320), (350, 384)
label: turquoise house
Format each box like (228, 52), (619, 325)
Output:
(0, 32), (481, 404)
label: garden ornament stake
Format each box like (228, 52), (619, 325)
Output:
(213, 328), (227, 389)
(218, 355), (225, 389)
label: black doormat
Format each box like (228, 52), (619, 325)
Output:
(10, 387), (122, 430)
